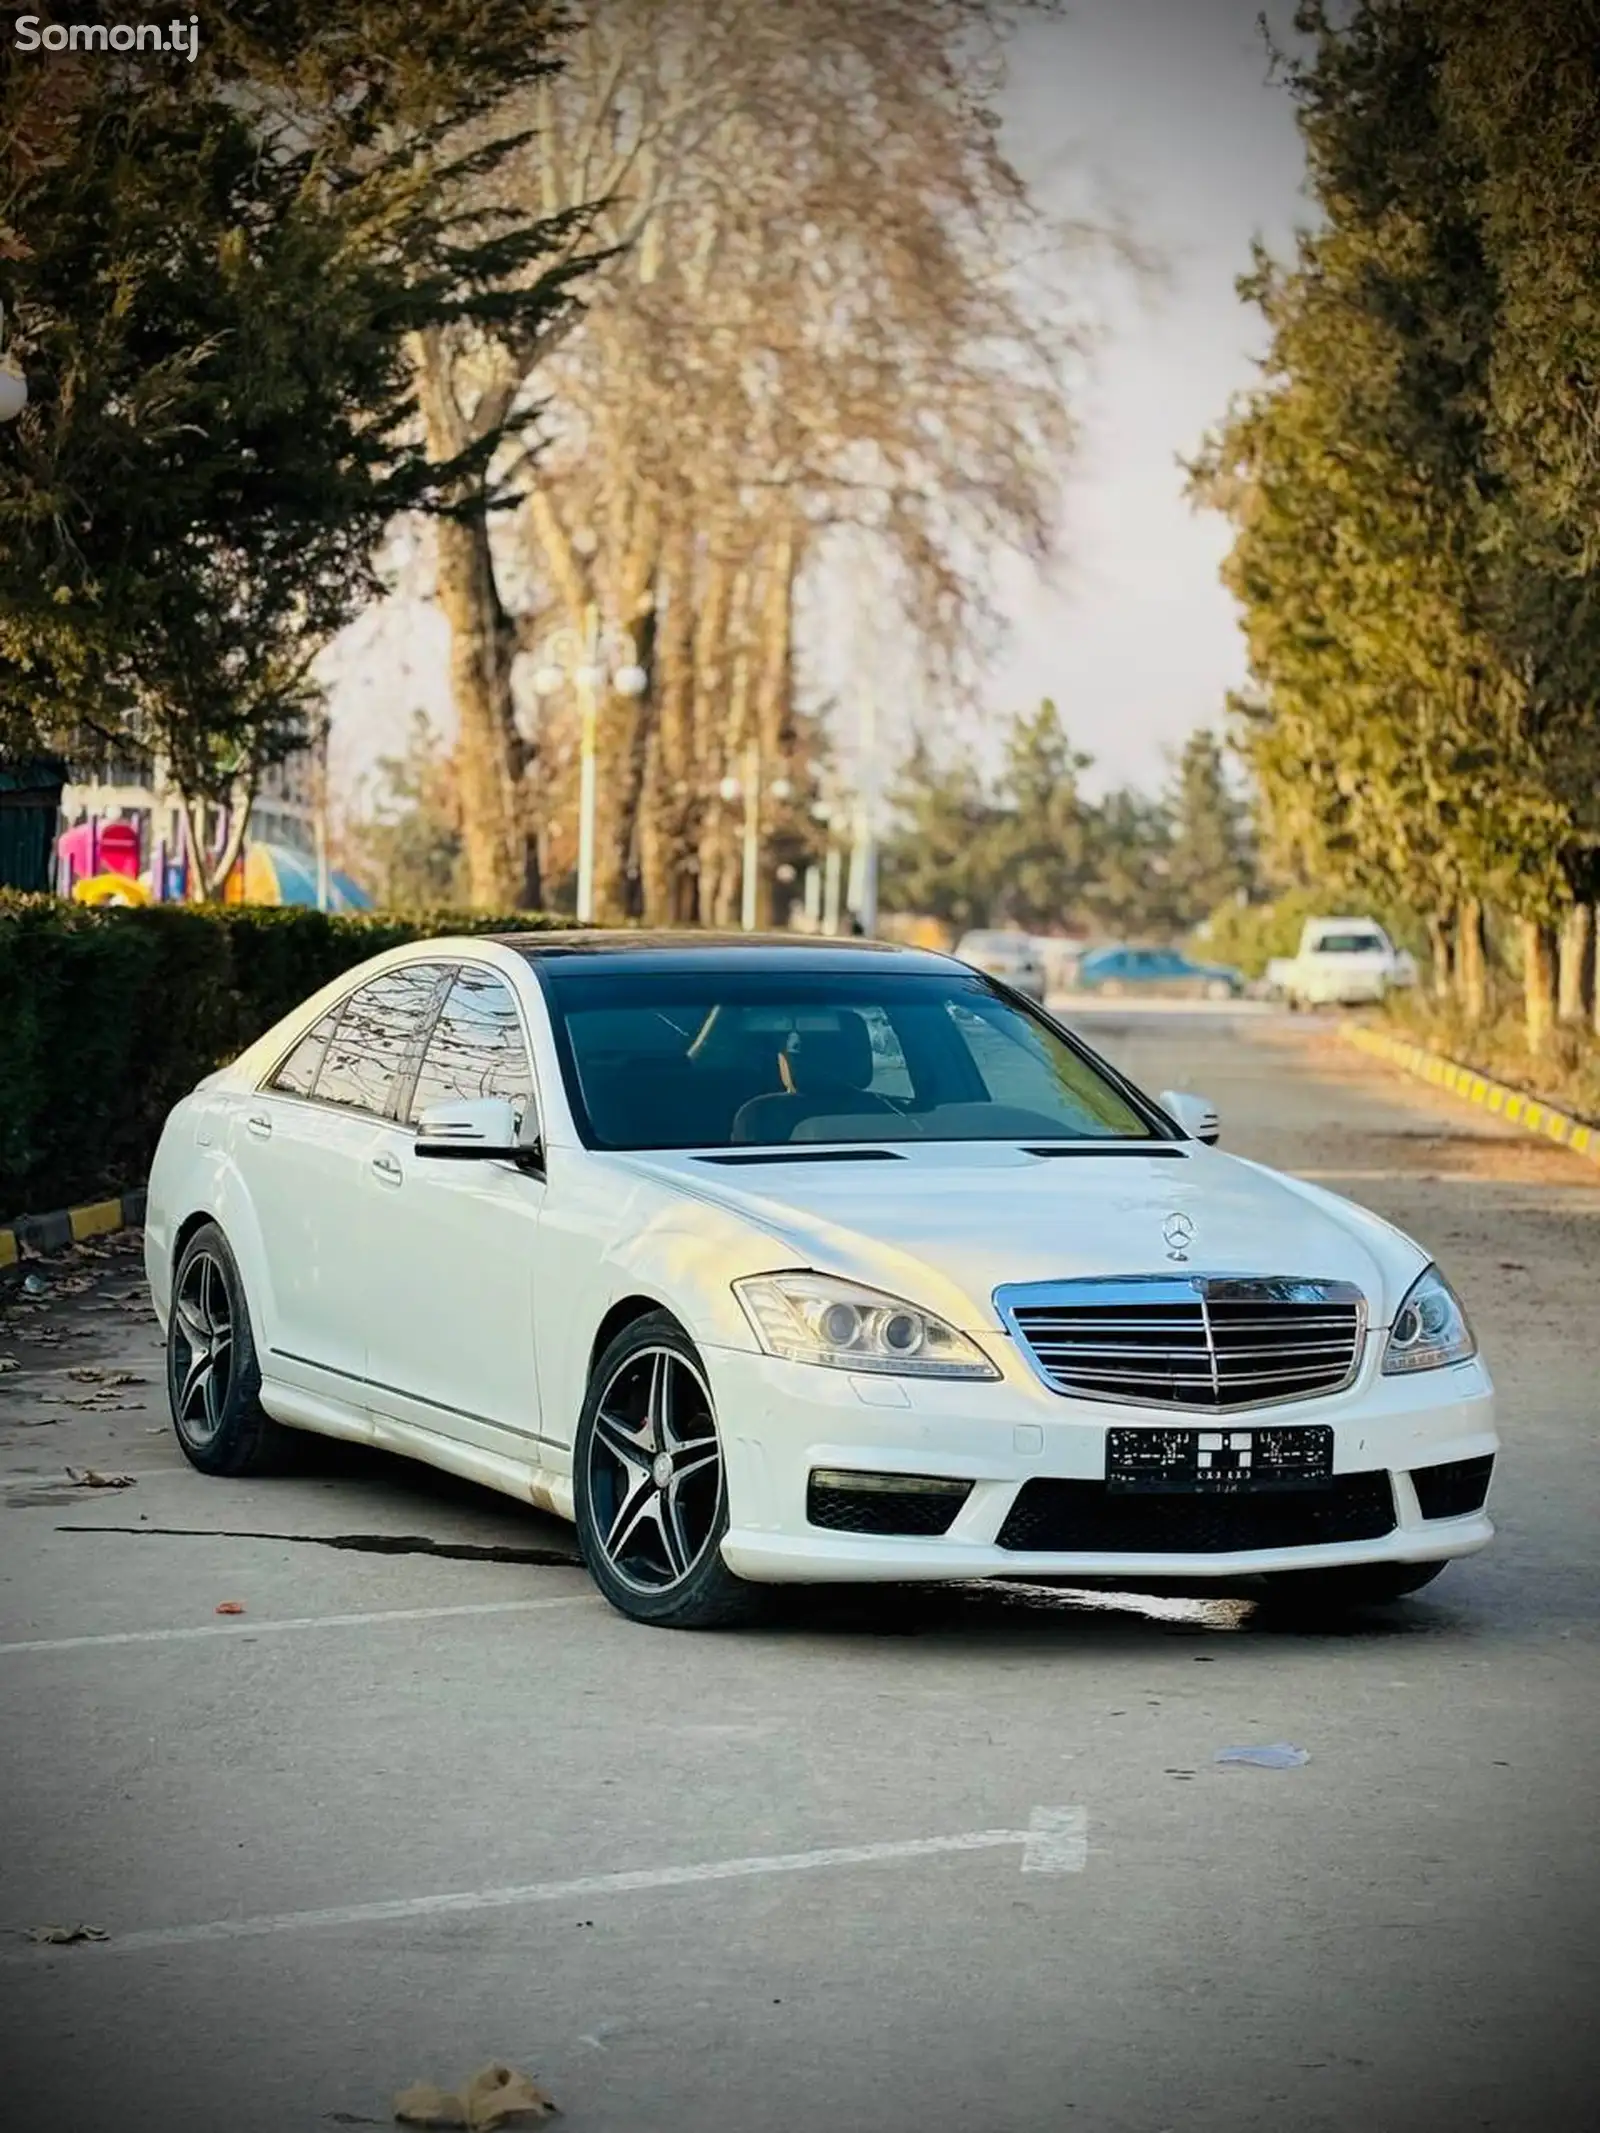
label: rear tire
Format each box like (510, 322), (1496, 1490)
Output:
(1260, 1561), (1447, 1614)
(166, 1222), (290, 1476)
(574, 1312), (764, 1630)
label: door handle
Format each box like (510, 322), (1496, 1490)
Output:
(371, 1153), (403, 1186)
(245, 1113), (272, 1140)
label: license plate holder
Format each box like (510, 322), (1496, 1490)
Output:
(1106, 1425), (1334, 1495)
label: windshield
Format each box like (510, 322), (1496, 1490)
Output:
(539, 966), (1160, 1151)
(1315, 932), (1383, 954)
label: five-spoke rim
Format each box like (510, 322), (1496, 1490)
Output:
(170, 1249), (235, 1445)
(586, 1346), (723, 1593)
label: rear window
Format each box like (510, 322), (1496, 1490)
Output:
(1314, 932), (1384, 955)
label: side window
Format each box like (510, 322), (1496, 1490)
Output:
(408, 968), (534, 1124)
(269, 1004), (343, 1097)
(314, 965), (445, 1118)
(859, 1005), (914, 1101)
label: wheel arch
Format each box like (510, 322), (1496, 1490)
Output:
(588, 1293), (684, 1385)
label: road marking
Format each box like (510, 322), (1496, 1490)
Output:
(1020, 1804), (1089, 1873)
(0, 1593), (587, 1658)
(1, 1810), (1087, 1963)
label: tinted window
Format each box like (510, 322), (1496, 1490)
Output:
(269, 1005), (342, 1096)
(539, 966), (1157, 1150)
(314, 965), (444, 1117)
(1316, 932), (1383, 954)
(943, 998), (1142, 1132)
(409, 969), (534, 1124)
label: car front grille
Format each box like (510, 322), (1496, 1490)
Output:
(997, 1276), (1366, 1411)
(996, 1472), (1396, 1554)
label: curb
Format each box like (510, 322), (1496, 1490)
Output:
(0, 1188), (147, 1272)
(1341, 1022), (1600, 1166)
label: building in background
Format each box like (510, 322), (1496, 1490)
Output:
(0, 756), (68, 892)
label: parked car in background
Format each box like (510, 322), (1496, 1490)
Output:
(1075, 945), (1246, 1000)
(954, 930), (1046, 1001)
(1266, 918), (1417, 1009)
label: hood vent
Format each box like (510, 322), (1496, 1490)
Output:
(696, 1147), (904, 1166)
(1024, 1144), (1187, 1160)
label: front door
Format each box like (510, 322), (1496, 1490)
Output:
(231, 961), (448, 1402)
(361, 964), (548, 1460)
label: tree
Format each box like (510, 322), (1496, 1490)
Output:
(1083, 788), (1178, 941)
(1190, 1), (1600, 1051)
(341, 713), (466, 910)
(879, 740), (1008, 931)
(0, 5), (594, 895)
(414, 0), (1110, 919)
(985, 700), (1095, 931)
(882, 700), (1183, 939)
(1164, 729), (1254, 925)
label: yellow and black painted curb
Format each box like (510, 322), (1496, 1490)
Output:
(0, 1188), (147, 1274)
(1341, 1022), (1600, 1167)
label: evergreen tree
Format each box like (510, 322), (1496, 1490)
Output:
(0, 7), (594, 890)
(1164, 728), (1254, 925)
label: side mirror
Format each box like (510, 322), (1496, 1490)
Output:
(414, 1096), (541, 1168)
(1161, 1089), (1220, 1145)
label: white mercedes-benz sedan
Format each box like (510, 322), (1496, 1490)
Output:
(144, 932), (1498, 1628)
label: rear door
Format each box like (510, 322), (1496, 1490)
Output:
(230, 962), (448, 1403)
(361, 964), (549, 1461)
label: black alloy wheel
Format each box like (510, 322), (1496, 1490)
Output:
(574, 1311), (762, 1629)
(166, 1221), (287, 1476)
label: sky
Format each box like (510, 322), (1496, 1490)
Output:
(320, 0), (1312, 811)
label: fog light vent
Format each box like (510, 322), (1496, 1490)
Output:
(806, 1469), (972, 1537)
(1411, 1454), (1495, 1520)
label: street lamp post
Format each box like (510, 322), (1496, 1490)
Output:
(847, 681), (880, 937)
(719, 747), (792, 932)
(532, 603), (648, 923)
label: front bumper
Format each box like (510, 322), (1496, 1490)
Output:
(705, 1337), (1497, 1586)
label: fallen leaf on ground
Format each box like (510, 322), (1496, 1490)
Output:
(464, 2065), (559, 2128)
(395, 2067), (557, 2129)
(394, 2084), (468, 2127)
(26, 1924), (109, 1945)
(215, 1601), (246, 1616)
(65, 1468), (137, 1489)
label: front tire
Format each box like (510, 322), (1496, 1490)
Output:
(166, 1221), (289, 1476)
(574, 1312), (763, 1629)
(1260, 1561), (1448, 1613)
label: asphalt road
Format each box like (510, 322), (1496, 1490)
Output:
(2, 1009), (1597, 2133)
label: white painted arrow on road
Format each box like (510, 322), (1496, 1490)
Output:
(4, 1808), (1088, 1964)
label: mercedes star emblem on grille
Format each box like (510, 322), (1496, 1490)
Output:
(1162, 1211), (1196, 1261)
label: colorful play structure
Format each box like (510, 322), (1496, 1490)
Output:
(44, 751), (371, 912)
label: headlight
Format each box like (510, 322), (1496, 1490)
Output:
(1382, 1265), (1476, 1374)
(733, 1271), (1000, 1379)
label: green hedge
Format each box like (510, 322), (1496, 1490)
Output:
(0, 895), (572, 1220)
